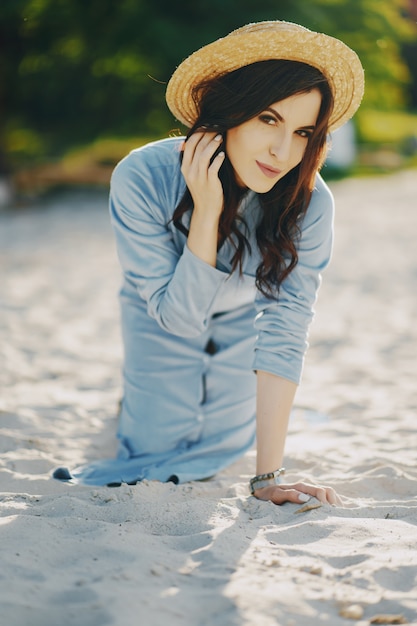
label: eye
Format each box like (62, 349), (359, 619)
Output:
(296, 129), (313, 139)
(259, 113), (278, 126)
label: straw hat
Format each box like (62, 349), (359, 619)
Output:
(166, 21), (364, 132)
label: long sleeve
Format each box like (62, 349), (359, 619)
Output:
(109, 140), (230, 338)
(252, 176), (334, 384)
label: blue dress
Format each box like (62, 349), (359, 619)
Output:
(55, 137), (334, 486)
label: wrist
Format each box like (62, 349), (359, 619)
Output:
(190, 209), (220, 231)
(249, 467), (286, 495)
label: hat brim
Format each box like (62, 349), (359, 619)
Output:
(166, 21), (364, 132)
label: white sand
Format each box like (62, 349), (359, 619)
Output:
(1, 171), (417, 626)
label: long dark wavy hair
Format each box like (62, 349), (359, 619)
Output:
(172, 60), (334, 298)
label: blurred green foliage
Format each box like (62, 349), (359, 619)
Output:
(1, 0), (416, 166)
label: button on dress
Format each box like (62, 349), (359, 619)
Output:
(56, 137), (334, 486)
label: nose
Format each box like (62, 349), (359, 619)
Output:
(270, 130), (292, 163)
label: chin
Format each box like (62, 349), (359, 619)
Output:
(246, 180), (279, 194)
(239, 170), (285, 193)
(232, 168), (284, 193)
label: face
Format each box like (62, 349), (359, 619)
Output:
(225, 89), (322, 193)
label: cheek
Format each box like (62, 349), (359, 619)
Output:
(226, 129), (240, 153)
(225, 131), (245, 168)
(291, 141), (309, 166)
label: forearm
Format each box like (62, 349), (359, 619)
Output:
(256, 370), (297, 475)
(181, 130), (224, 268)
(187, 211), (219, 268)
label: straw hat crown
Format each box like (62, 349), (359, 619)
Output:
(166, 21), (365, 132)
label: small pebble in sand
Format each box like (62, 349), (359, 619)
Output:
(294, 500), (323, 514)
(339, 604), (364, 619)
(370, 615), (408, 624)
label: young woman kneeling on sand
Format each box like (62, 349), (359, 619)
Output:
(54, 20), (364, 505)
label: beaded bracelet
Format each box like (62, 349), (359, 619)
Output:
(249, 467), (286, 494)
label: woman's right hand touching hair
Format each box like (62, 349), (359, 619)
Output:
(181, 130), (226, 268)
(181, 129), (225, 221)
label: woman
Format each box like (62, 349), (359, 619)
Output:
(54, 21), (364, 505)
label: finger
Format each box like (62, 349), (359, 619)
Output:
(254, 485), (313, 506)
(196, 133), (223, 167)
(310, 486), (341, 506)
(273, 488), (314, 505)
(181, 131), (205, 168)
(274, 482), (341, 507)
(207, 149), (225, 177)
(289, 483), (341, 506)
(182, 132), (222, 172)
(183, 129), (215, 156)
(325, 487), (343, 506)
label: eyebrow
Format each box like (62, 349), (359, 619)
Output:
(265, 106), (316, 130)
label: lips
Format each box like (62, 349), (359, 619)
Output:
(256, 160), (282, 178)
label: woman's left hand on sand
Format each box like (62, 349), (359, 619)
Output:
(254, 481), (342, 506)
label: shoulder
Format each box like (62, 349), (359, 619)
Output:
(111, 137), (184, 187)
(308, 173), (334, 220)
(110, 137), (185, 209)
(298, 173), (335, 235)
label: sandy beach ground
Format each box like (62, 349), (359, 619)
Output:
(1, 170), (417, 626)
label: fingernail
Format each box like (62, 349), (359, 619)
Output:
(214, 134), (222, 141)
(298, 493), (311, 503)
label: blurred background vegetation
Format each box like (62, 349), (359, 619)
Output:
(1, 0), (417, 192)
